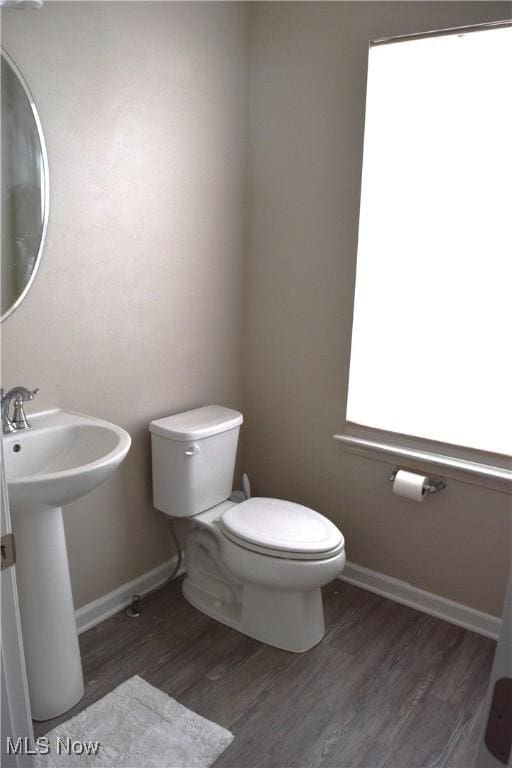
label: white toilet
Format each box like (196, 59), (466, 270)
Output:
(149, 405), (346, 652)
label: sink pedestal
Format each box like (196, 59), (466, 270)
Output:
(11, 503), (84, 721)
(5, 408), (131, 721)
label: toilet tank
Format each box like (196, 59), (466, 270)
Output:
(149, 405), (243, 518)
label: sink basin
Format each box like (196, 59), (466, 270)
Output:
(5, 409), (131, 722)
(5, 408), (131, 506)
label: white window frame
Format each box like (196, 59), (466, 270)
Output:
(334, 20), (512, 493)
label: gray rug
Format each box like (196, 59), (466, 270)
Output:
(36, 675), (234, 768)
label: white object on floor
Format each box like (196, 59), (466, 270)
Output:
(36, 675), (234, 768)
(149, 406), (346, 653)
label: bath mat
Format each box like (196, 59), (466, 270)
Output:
(36, 675), (234, 768)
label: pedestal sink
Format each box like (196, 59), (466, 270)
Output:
(4, 409), (131, 721)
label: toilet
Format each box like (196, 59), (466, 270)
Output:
(149, 405), (346, 652)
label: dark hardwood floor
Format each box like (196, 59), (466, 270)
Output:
(34, 578), (495, 767)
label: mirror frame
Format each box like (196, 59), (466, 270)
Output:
(1, 46), (49, 323)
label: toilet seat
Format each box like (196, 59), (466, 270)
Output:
(220, 497), (344, 561)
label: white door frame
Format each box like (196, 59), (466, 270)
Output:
(1, 436), (34, 768)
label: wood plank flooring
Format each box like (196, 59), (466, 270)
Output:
(34, 579), (496, 767)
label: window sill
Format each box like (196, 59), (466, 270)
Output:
(333, 432), (512, 494)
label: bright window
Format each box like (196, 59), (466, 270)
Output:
(346, 24), (512, 457)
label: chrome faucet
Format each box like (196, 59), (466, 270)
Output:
(1, 386), (39, 434)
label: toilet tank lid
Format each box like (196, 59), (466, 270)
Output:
(149, 405), (243, 441)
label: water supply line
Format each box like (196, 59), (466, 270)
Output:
(126, 519), (183, 617)
(126, 475), (251, 617)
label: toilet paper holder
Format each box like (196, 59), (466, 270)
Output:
(388, 466), (447, 494)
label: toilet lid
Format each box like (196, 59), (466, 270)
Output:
(220, 497), (344, 559)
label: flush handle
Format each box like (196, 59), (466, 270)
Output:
(185, 444), (200, 457)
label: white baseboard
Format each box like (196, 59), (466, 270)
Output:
(75, 556), (184, 635)
(339, 561), (501, 640)
(75, 556), (502, 642)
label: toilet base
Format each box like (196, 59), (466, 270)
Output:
(181, 507), (343, 653)
(182, 575), (325, 653)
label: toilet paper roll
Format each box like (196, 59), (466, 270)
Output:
(392, 470), (428, 502)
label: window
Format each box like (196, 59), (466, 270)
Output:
(346, 24), (512, 459)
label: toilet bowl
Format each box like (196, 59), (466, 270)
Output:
(150, 406), (346, 652)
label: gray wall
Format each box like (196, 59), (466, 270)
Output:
(1, 2), (249, 607)
(2, 2), (511, 617)
(243, 1), (511, 616)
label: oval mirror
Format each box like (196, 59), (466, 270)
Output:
(1, 48), (49, 322)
